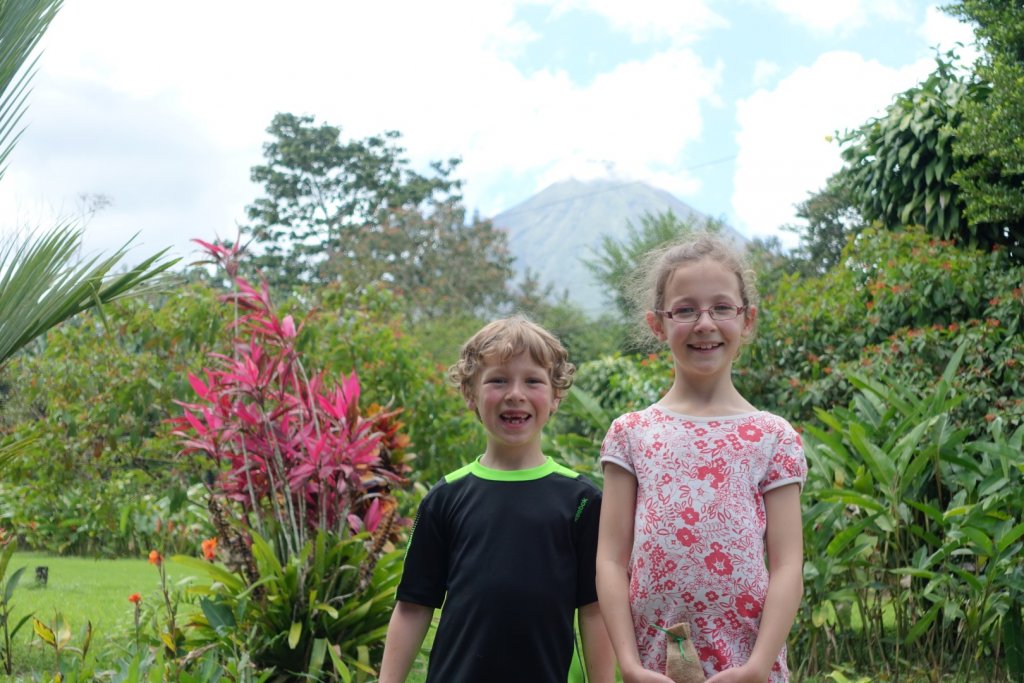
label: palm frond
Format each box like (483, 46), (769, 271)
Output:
(0, 0), (63, 180)
(0, 435), (35, 473)
(0, 224), (178, 369)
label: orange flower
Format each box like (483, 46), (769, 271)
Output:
(148, 550), (163, 566)
(201, 537), (218, 561)
(128, 593), (141, 603)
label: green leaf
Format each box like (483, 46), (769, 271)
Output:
(308, 638), (327, 677)
(288, 621), (302, 650)
(905, 601), (941, 644)
(944, 505), (973, 520)
(820, 489), (887, 514)
(0, 537), (16, 579)
(905, 499), (944, 525)
(812, 600), (836, 627)
(327, 643), (353, 683)
(847, 423), (895, 485)
(950, 567), (982, 592)
(996, 522), (1024, 554)
(0, 225), (177, 373)
(199, 598), (236, 632)
(313, 602), (339, 619)
(1004, 604), (1024, 679)
(169, 555), (245, 592)
(4, 565), (25, 603)
(825, 519), (873, 557)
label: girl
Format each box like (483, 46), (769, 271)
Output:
(596, 234), (806, 683)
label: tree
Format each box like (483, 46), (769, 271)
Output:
(510, 270), (621, 362)
(834, 58), (970, 242)
(744, 234), (801, 301)
(583, 210), (725, 322)
(243, 113), (462, 287)
(782, 180), (864, 275)
(945, 0), (1024, 256)
(318, 202), (514, 321)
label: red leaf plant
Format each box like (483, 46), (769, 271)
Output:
(171, 239), (411, 561)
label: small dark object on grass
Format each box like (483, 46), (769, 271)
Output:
(35, 565), (48, 586)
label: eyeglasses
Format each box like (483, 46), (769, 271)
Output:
(655, 304), (746, 323)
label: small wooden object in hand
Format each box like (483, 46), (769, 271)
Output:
(661, 621), (705, 683)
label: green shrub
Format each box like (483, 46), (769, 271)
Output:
(737, 226), (1023, 436)
(795, 349), (1023, 680)
(1, 284), (223, 555)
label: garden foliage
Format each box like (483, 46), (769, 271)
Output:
(1, 285), (224, 556)
(166, 240), (417, 680)
(738, 226), (1023, 440)
(796, 350), (1023, 679)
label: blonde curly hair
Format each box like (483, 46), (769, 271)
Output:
(448, 316), (575, 403)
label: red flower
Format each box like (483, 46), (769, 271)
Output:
(128, 593), (141, 604)
(148, 550), (163, 566)
(680, 507), (700, 525)
(737, 423), (763, 442)
(675, 528), (699, 547)
(736, 593), (762, 618)
(201, 537), (218, 561)
(704, 544), (734, 576)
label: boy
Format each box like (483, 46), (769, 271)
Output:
(379, 316), (613, 683)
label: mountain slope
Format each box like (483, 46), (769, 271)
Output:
(492, 179), (741, 314)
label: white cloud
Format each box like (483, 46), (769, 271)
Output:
(753, 0), (916, 34)
(920, 5), (979, 63)
(752, 60), (781, 88)
(0, 0), (970, 267)
(556, 0), (727, 44)
(731, 51), (933, 245)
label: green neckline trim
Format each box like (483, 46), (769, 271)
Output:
(446, 456), (580, 483)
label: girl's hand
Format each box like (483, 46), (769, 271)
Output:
(705, 664), (765, 682)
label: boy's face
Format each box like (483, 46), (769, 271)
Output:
(468, 350), (558, 461)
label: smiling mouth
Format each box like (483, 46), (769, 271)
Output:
(501, 413), (531, 424)
(689, 342), (722, 351)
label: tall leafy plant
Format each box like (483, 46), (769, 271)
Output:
(794, 347), (1024, 679)
(173, 241), (411, 558)
(170, 240), (413, 679)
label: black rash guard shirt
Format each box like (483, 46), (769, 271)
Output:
(396, 456), (602, 683)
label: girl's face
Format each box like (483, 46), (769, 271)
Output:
(647, 258), (756, 382)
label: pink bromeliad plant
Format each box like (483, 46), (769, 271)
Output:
(157, 240), (415, 679)
(171, 239), (411, 560)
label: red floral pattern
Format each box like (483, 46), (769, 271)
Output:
(601, 407), (806, 681)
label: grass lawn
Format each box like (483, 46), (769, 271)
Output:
(4, 551), (185, 678)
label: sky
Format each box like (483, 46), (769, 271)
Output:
(0, 0), (978, 268)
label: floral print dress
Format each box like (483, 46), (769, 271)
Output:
(601, 406), (806, 681)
